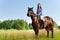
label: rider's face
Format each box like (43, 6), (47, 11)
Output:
(38, 5), (41, 8)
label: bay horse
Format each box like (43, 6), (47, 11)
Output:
(27, 7), (54, 38)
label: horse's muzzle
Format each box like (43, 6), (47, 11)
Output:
(27, 13), (29, 17)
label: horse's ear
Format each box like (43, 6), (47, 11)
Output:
(28, 7), (29, 9)
(32, 7), (33, 9)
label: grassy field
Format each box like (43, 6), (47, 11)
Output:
(0, 29), (60, 40)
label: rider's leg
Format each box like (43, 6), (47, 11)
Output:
(39, 16), (44, 28)
(39, 16), (42, 28)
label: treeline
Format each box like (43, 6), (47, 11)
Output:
(0, 19), (59, 30)
(58, 26), (60, 29)
(0, 19), (29, 30)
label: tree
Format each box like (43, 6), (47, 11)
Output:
(0, 19), (29, 30)
(53, 21), (58, 28)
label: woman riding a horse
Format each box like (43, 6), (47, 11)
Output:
(36, 3), (44, 29)
(27, 7), (54, 38)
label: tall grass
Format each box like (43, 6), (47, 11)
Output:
(0, 29), (60, 40)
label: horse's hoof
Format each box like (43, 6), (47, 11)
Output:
(47, 36), (49, 38)
(51, 37), (53, 38)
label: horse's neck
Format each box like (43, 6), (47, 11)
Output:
(31, 15), (34, 21)
(31, 14), (37, 22)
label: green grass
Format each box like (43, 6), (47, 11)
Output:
(0, 29), (60, 40)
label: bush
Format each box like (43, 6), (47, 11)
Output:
(0, 19), (29, 30)
(58, 26), (60, 29)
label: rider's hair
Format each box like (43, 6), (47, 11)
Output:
(37, 3), (42, 9)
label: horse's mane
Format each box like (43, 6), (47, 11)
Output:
(32, 10), (37, 17)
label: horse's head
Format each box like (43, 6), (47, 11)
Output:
(27, 7), (33, 17)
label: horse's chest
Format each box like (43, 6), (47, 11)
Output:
(34, 17), (38, 22)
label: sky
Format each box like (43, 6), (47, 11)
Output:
(0, 0), (60, 25)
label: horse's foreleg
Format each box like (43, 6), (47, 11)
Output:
(51, 28), (53, 38)
(34, 29), (39, 37)
(36, 29), (39, 36)
(47, 30), (49, 38)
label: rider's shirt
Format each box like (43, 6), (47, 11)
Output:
(37, 8), (42, 16)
